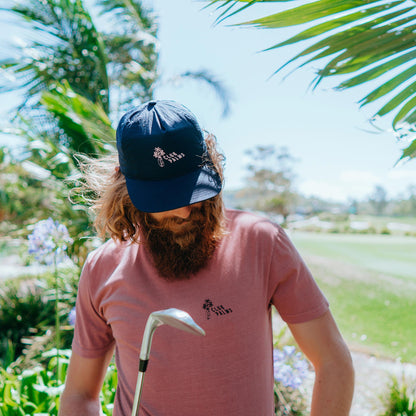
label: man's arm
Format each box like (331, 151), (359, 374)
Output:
(59, 346), (115, 416)
(288, 310), (354, 416)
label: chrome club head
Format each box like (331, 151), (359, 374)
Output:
(139, 308), (206, 361)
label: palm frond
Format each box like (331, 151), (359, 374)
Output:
(96, 0), (159, 108)
(40, 81), (116, 156)
(97, 0), (156, 31)
(165, 70), (231, 118)
(208, 0), (416, 161)
(1, 0), (110, 112)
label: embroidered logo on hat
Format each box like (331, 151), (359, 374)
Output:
(153, 147), (186, 168)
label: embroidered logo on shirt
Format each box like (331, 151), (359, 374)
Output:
(153, 147), (185, 167)
(202, 299), (233, 320)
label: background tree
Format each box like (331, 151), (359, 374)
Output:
(208, 0), (416, 162)
(239, 145), (297, 225)
(369, 185), (389, 216)
(1, 0), (229, 150)
(393, 185), (416, 216)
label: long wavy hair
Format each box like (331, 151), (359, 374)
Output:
(76, 133), (226, 243)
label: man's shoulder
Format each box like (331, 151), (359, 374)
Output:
(225, 209), (282, 238)
(226, 209), (279, 229)
(85, 238), (137, 270)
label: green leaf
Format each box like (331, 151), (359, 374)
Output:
(398, 136), (416, 161)
(313, 17), (416, 74)
(393, 96), (416, 127)
(274, 11), (413, 77)
(40, 80), (115, 156)
(243, 0), (384, 27)
(376, 81), (416, 117)
(359, 65), (416, 106)
(338, 51), (416, 89)
(266, 1), (407, 48)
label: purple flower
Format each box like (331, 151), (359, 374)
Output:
(273, 346), (309, 389)
(68, 307), (76, 326)
(28, 218), (73, 266)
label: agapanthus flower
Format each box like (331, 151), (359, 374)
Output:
(28, 218), (73, 266)
(68, 307), (76, 326)
(273, 345), (309, 389)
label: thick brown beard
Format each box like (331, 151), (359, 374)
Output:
(138, 202), (222, 281)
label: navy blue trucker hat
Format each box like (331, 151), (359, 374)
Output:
(116, 100), (223, 213)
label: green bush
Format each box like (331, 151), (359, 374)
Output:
(0, 350), (69, 416)
(0, 349), (117, 416)
(381, 377), (416, 416)
(0, 267), (79, 366)
(0, 280), (55, 365)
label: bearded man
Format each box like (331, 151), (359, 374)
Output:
(59, 100), (354, 416)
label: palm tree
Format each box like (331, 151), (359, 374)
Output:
(0, 0), (230, 261)
(208, 0), (416, 161)
(0, 0), (111, 113)
(0, 0), (230, 156)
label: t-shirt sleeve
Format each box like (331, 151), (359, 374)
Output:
(269, 226), (329, 324)
(72, 257), (115, 358)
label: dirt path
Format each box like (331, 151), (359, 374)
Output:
(300, 350), (416, 415)
(1, 254), (47, 279)
(350, 350), (416, 416)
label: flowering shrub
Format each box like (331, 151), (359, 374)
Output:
(273, 346), (309, 416)
(28, 218), (74, 383)
(68, 307), (76, 326)
(273, 346), (309, 389)
(28, 217), (73, 266)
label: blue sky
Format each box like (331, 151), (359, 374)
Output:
(1, 0), (416, 202)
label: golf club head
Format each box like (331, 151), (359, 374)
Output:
(139, 308), (205, 361)
(132, 309), (205, 416)
(152, 308), (206, 336)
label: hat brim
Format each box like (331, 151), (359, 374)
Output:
(125, 165), (222, 213)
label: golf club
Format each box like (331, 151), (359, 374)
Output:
(131, 308), (206, 416)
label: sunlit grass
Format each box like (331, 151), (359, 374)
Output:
(317, 276), (416, 362)
(291, 232), (416, 362)
(291, 232), (416, 281)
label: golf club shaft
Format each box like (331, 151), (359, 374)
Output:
(131, 371), (145, 416)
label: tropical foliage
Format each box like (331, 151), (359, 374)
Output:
(208, 0), (416, 162)
(0, 0), (229, 260)
(381, 377), (416, 416)
(0, 265), (79, 366)
(0, 0), (157, 114)
(0, 349), (118, 416)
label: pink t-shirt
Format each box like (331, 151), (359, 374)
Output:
(72, 209), (329, 416)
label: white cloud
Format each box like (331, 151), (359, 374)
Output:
(339, 170), (379, 184)
(299, 170), (381, 202)
(298, 180), (352, 202)
(299, 167), (416, 202)
(386, 168), (416, 181)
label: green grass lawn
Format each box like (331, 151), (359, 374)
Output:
(292, 232), (416, 281)
(290, 231), (416, 362)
